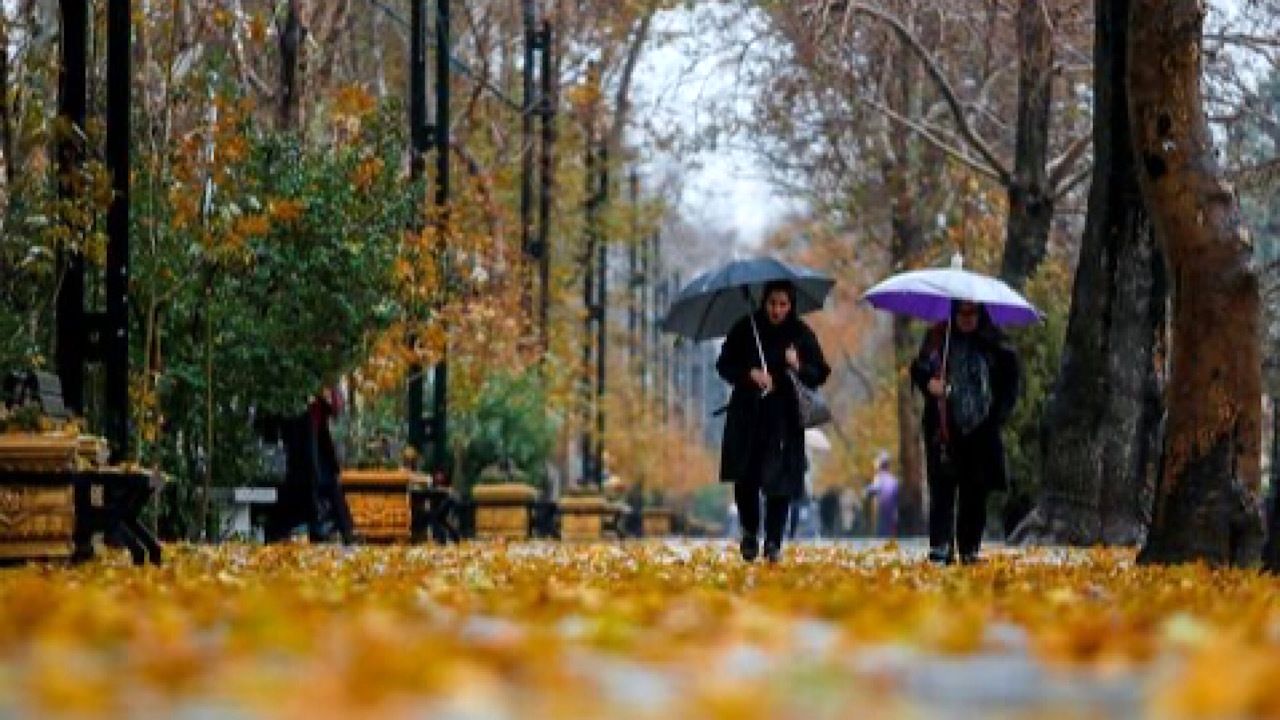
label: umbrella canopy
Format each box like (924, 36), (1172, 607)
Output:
(662, 257), (835, 341)
(862, 254), (1042, 326)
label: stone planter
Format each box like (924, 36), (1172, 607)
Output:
(340, 468), (428, 543)
(472, 482), (537, 540)
(642, 508), (674, 538)
(0, 434), (79, 561)
(0, 433), (79, 473)
(559, 494), (624, 541)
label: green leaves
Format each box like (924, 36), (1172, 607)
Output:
(453, 368), (561, 493)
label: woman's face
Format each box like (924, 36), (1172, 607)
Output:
(765, 290), (792, 325)
(955, 302), (981, 333)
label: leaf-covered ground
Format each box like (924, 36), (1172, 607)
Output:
(1, 542), (1277, 718)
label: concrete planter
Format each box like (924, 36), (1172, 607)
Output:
(340, 468), (428, 543)
(0, 433), (78, 473)
(642, 508), (674, 538)
(0, 434), (79, 561)
(559, 494), (625, 541)
(472, 483), (537, 540)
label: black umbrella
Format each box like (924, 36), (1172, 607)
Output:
(661, 257), (835, 342)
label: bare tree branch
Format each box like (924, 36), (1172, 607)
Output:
(813, 1), (1014, 184)
(861, 97), (1006, 183)
(1049, 160), (1093, 202)
(1048, 132), (1092, 190)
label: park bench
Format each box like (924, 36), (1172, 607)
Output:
(0, 370), (164, 566)
(210, 485), (279, 541)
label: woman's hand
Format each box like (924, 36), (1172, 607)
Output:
(927, 377), (946, 398)
(785, 345), (800, 371)
(749, 368), (774, 393)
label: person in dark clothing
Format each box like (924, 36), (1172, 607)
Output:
(717, 280), (830, 563)
(264, 390), (357, 545)
(818, 486), (844, 538)
(911, 301), (1019, 565)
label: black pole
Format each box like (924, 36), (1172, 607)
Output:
(646, 230), (658, 406)
(594, 139), (608, 486)
(627, 169), (639, 371)
(537, 20), (556, 353)
(104, 0), (130, 460)
(580, 86), (597, 486)
(55, 0), (87, 414)
(406, 0), (428, 458)
(430, 0), (451, 475)
(520, 0), (537, 319)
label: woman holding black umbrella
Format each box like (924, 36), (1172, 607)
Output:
(716, 280), (830, 563)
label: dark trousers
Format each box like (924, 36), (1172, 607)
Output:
(310, 474), (356, 545)
(926, 439), (989, 555)
(735, 481), (791, 544)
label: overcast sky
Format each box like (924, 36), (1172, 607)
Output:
(633, 5), (798, 250)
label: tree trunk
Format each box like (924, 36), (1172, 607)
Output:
(999, 0), (1054, 290)
(1130, 0), (1265, 567)
(0, 11), (14, 189)
(278, 0), (305, 130)
(1013, 0), (1163, 547)
(886, 38), (926, 536)
(892, 313), (925, 534)
(1266, 397), (1280, 571)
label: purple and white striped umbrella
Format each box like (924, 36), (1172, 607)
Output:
(862, 255), (1042, 327)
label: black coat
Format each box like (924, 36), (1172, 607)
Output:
(716, 312), (830, 497)
(910, 323), (1019, 491)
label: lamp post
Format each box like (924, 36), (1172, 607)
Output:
(407, 0), (429, 458)
(54, 0), (87, 415)
(429, 0), (451, 476)
(103, 0), (131, 461)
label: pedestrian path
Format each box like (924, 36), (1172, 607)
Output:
(0, 541), (1271, 718)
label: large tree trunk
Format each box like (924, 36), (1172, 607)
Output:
(1267, 397), (1280, 571)
(887, 39), (926, 536)
(1012, 0), (1163, 547)
(999, 0), (1054, 290)
(1130, 0), (1265, 567)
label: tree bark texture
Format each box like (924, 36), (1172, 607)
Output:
(999, 0), (1054, 291)
(1129, 0), (1265, 567)
(1014, 0), (1163, 547)
(1267, 398), (1280, 571)
(278, 0), (306, 131)
(0, 13), (14, 188)
(887, 40), (926, 536)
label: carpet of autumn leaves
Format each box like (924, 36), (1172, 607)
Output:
(1, 543), (1279, 719)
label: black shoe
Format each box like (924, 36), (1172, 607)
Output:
(959, 552), (982, 565)
(927, 546), (954, 566)
(740, 535), (760, 562)
(763, 541), (782, 563)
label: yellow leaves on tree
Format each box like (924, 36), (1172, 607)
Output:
(351, 156), (385, 191)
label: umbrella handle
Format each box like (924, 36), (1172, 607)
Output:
(746, 310), (772, 397)
(937, 318), (952, 445)
(742, 286), (768, 394)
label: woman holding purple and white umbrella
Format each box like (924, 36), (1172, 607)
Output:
(863, 254), (1034, 565)
(911, 301), (1019, 565)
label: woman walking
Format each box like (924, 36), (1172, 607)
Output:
(717, 280), (830, 563)
(912, 301), (1019, 565)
